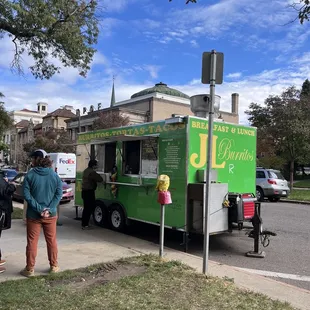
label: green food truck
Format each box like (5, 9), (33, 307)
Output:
(74, 113), (257, 247)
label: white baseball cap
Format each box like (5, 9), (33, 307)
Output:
(30, 149), (48, 158)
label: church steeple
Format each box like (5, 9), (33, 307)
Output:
(110, 76), (116, 107)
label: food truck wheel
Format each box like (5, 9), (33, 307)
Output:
(109, 204), (126, 232)
(256, 187), (264, 202)
(93, 201), (108, 227)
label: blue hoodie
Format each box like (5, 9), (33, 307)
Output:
(23, 167), (63, 219)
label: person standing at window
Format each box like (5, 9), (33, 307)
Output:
(21, 149), (62, 277)
(81, 160), (103, 230)
(0, 173), (16, 273)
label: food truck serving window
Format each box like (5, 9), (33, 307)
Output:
(123, 140), (141, 175)
(90, 142), (116, 173)
(104, 142), (116, 173)
(141, 138), (158, 176)
(123, 137), (158, 176)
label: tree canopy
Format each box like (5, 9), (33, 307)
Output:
(23, 130), (75, 154)
(0, 0), (99, 79)
(246, 84), (310, 188)
(93, 110), (130, 130)
(0, 93), (13, 150)
(301, 78), (310, 98)
(295, 0), (310, 24)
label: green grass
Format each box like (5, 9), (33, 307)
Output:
(294, 179), (310, 188)
(287, 189), (310, 201)
(0, 255), (293, 310)
(12, 207), (23, 219)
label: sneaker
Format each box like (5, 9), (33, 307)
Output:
(50, 266), (60, 273)
(0, 260), (6, 266)
(0, 266), (6, 273)
(82, 226), (91, 230)
(20, 267), (35, 278)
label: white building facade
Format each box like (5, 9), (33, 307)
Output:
(0, 102), (48, 163)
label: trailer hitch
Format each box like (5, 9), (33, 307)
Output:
(246, 202), (276, 258)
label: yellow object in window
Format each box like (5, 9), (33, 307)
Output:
(156, 175), (170, 192)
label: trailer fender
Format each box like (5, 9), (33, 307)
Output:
(100, 200), (128, 219)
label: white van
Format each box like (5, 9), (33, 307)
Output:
(48, 153), (76, 183)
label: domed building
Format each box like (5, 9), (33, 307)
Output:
(112, 82), (195, 123)
(113, 82), (239, 124)
(131, 82), (190, 100)
(66, 81), (239, 141)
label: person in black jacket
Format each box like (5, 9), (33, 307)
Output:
(0, 173), (16, 273)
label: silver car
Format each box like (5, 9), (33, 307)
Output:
(256, 168), (290, 202)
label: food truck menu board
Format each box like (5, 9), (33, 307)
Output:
(159, 138), (185, 177)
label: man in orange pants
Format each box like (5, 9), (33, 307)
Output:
(21, 149), (62, 277)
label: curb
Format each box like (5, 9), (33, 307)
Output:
(281, 200), (310, 205)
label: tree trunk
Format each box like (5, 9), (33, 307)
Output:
(290, 160), (294, 190)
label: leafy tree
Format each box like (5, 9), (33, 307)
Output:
(93, 110), (130, 130)
(301, 78), (310, 98)
(23, 130), (75, 155)
(246, 86), (310, 189)
(0, 0), (99, 79)
(294, 0), (310, 24)
(0, 92), (12, 144)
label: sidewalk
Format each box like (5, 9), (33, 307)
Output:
(1, 215), (310, 310)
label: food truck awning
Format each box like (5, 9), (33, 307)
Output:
(89, 134), (160, 144)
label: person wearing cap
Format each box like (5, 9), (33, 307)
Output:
(81, 159), (103, 229)
(21, 149), (63, 277)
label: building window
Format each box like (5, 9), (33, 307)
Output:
(123, 140), (141, 175)
(42, 106), (46, 111)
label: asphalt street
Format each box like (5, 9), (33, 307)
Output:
(108, 201), (309, 291)
(22, 199), (310, 291)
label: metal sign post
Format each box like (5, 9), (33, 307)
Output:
(201, 50), (224, 274)
(156, 175), (172, 258)
(159, 204), (165, 257)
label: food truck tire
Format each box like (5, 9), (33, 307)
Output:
(109, 204), (126, 232)
(92, 201), (108, 227)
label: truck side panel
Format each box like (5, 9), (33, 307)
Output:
(187, 117), (257, 194)
(75, 121), (187, 229)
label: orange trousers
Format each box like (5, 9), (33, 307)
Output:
(26, 217), (58, 269)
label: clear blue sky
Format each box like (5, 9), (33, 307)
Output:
(0, 0), (309, 123)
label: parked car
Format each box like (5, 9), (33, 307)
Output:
(0, 169), (18, 182)
(11, 172), (74, 203)
(256, 167), (290, 202)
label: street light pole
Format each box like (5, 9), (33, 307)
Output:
(202, 50), (217, 274)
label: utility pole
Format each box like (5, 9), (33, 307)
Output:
(201, 50), (224, 274)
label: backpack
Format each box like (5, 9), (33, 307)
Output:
(0, 179), (15, 230)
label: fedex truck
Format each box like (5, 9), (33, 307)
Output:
(48, 153), (76, 183)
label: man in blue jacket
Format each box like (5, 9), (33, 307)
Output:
(21, 149), (63, 277)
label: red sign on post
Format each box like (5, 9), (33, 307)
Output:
(158, 191), (172, 205)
